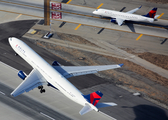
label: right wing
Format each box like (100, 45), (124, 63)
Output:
(11, 69), (47, 97)
(53, 63), (123, 78)
(126, 5), (142, 14)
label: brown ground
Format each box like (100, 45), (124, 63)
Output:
(138, 52), (168, 70)
(146, 0), (168, 4)
(57, 32), (99, 47)
(122, 48), (168, 71)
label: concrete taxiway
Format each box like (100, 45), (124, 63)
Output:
(0, 0), (168, 38)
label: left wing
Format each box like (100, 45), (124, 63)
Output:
(116, 18), (125, 26)
(11, 69), (47, 97)
(53, 63), (123, 78)
(126, 5), (142, 14)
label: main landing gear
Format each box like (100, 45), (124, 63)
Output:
(38, 85), (45, 93)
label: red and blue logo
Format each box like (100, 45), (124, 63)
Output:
(83, 91), (103, 106)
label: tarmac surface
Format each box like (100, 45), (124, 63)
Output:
(0, 19), (168, 120)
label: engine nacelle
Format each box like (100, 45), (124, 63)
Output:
(110, 19), (116, 23)
(52, 61), (61, 66)
(18, 71), (26, 80)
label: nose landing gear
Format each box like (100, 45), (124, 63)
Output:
(38, 86), (45, 93)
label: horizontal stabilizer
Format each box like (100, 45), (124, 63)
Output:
(154, 15), (160, 19)
(96, 102), (117, 108)
(79, 103), (93, 115)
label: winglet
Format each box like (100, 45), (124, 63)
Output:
(118, 63), (124, 67)
(139, 5), (142, 9)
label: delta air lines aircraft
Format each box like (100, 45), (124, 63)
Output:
(9, 37), (123, 115)
(93, 6), (159, 26)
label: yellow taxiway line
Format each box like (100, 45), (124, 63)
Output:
(136, 34), (143, 41)
(97, 3), (104, 9)
(66, 0), (72, 4)
(157, 13), (164, 19)
(15, 14), (22, 20)
(75, 24), (81, 30)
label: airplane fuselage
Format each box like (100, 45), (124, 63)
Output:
(93, 9), (154, 22)
(9, 38), (98, 111)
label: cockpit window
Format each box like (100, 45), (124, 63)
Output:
(96, 9), (98, 11)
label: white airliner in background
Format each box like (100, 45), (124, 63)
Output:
(9, 37), (123, 115)
(93, 6), (159, 26)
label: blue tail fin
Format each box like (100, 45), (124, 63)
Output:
(144, 7), (157, 18)
(83, 91), (103, 106)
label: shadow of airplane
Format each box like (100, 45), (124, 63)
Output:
(122, 105), (168, 120)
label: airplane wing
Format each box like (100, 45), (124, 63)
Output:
(126, 5), (142, 14)
(53, 64), (123, 78)
(11, 69), (48, 97)
(116, 18), (125, 26)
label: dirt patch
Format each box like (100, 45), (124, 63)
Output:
(56, 32), (99, 47)
(122, 48), (168, 71)
(145, 0), (168, 4)
(138, 52), (168, 70)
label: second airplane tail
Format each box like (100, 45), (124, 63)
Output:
(144, 7), (157, 18)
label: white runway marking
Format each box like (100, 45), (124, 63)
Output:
(0, 91), (5, 95)
(40, 112), (55, 120)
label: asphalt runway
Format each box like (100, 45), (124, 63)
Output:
(0, 20), (168, 120)
(0, 82), (71, 120)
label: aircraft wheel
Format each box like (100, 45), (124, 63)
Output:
(42, 89), (45, 93)
(40, 89), (45, 93)
(38, 86), (43, 89)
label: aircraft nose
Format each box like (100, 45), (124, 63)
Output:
(8, 37), (13, 42)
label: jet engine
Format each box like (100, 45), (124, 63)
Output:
(18, 71), (27, 80)
(110, 19), (116, 23)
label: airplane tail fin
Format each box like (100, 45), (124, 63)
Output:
(80, 91), (117, 115)
(144, 7), (157, 18)
(83, 91), (103, 106)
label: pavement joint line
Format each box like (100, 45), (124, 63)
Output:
(158, 13), (164, 19)
(74, 24), (81, 30)
(136, 34), (143, 41)
(0, 0), (42, 9)
(0, 91), (5, 95)
(15, 14), (22, 20)
(66, 0), (72, 4)
(0, 9), (43, 18)
(97, 3), (104, 9)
